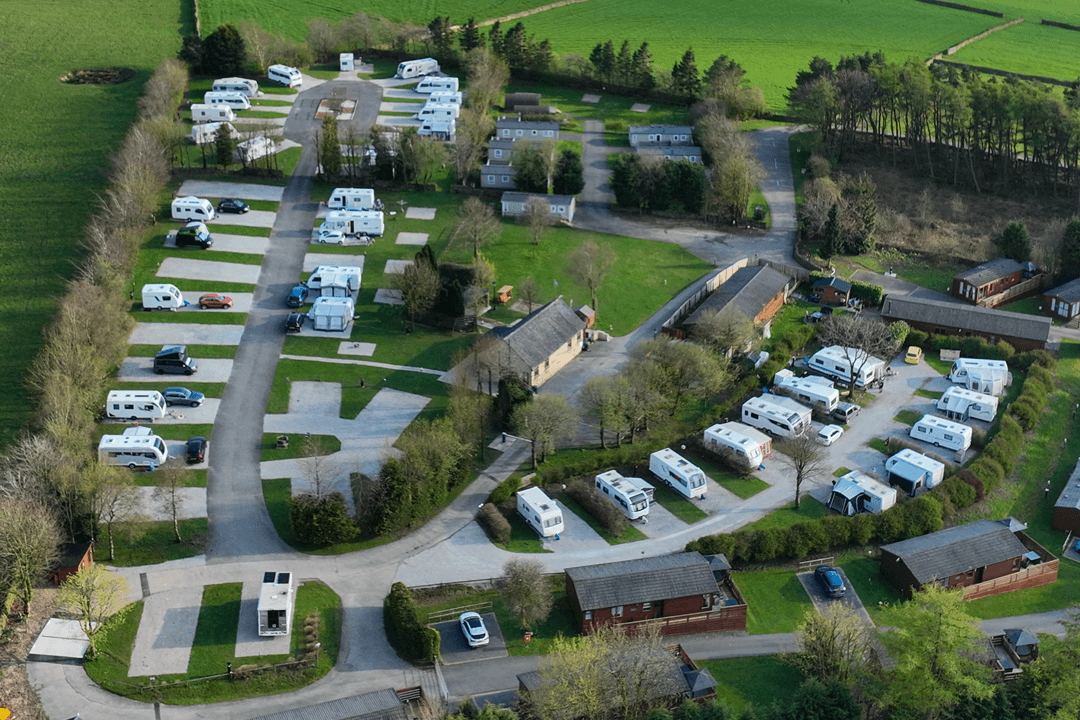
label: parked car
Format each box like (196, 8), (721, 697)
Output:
(286, 283), (309, 308)
(816, 424), (844, 446)
(815, 565), (846, 598)
(163, 387), (204, 407)
(458, 611), (489, 648)
(217, 198), (250, 214)
(832, 402), (861, 424)
(285, 312), (306, 333)
(198, 293), (233, 309)
(318, 229), (346, 245)
(185, 436), (208, 464)
(175, 223), (213, 249)
(905, 346), (923, 364)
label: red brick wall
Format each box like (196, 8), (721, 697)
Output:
(820, 286), (849, 305)
(1052, 506), (1080, 534)
(664, 595), (708, 617)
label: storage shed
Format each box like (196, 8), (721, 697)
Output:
(1043, 277), (1080, 321)
(812, 277), (852, 305)
(257, 571), (296, 636)
(828, 470), (896, 515)
(1052, 457), (1080, 535)
(885, 448), (945, 496)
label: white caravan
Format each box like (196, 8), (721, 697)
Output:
(703, 422), (772, 467)
(517, 487), (564, 538)
(594, 470), (650, 520)
(212, 77), (261, 97)
(936, 386), (998, 422)
(741, 395), (812, 438)
(808, 345), (887, 388)
(191, 121), (235, 145)
(649, 448), (707, 499)
(910, 414), (972, 452)
(396, 57), (440, 79)
(949, 358), (1011, 396)
(417, 119), (456, 140)
(191, 103), (236, 124)
(97, 434), (169, 469)
(268, 64), (303, 87)
(257, 571), (295, 636)
(828, 470), (897, 515)
(415, 104), (460, 121)
(885, 448), (945, 496)
(426, 91), (463, 106)
(105, 390), (167, 422)
(309, 296), (355, 332)
(327, 188), (376, 211)
(319, 210), (385, 237)
(203, 91), (251, 111)
(416, 76), (458, 93)
(171, 196), (216, 222)
(141, 283), (186, 311)
(307, 265), (362, 293)
(339, 53), (354, 72)
(236, 136), (277, 163)
(776, 374), (840, 412)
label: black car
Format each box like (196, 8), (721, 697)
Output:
(185, 436), (208, 464)
(163, 386), (204, 407)
(285, 312), (306, 333)
(217, 198), (250, 214)
(286, 283), (309, 308)
(815, 565), (846, 598)
(175, 222), (213, 249)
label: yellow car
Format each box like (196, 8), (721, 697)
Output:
(905, 346), (923, 364)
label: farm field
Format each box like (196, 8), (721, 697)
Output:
(949, 21), (1080, 81)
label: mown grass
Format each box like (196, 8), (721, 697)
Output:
(98, 518), (209, 566)
(894, 409), (921, 426)
(951, 20), (1080, 83)
(651, 483), (708, 523)
(503, 512), (552, 553)
(700, 656), (805, 716)
(260, 433), (342, 462)
(739, 497), (829, 532)
(737, 567), (815, 634)
(681, 450), (769, 500)
(559, 495), (648, 545)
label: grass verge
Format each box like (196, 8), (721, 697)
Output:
(97, 518), (208, 567)
(737, 567), (814, 634)
(700, 656), (805, 715)
(559, 495), (648, 545)
(651, 483), (708, 523)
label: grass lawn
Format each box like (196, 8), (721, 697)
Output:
(503, 512), (552, 553)
(681, 449), (769, 500)
(132, 310), (247, 326)
(737, 567), (814, 634)
(837, 555), (905, 624)
(651, 484), (708, 523)
(914, 389), (943, 400)
(98, 519), (209, 566)
(739, 497), (829, 533)
(260, 433), (342, 462)
(868, 438), (890, 455)
(999, 295), (1044, 317)
(559, 495), (648, 545)
(700, 656), (805, 715)
(262, 478), (391, 555)
(894, 409), (921, 426)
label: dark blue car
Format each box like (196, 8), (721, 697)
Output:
(815, 566), (846, 598)
(286, 283), (309, 308)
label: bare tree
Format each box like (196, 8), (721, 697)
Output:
(306, 18), (340, 62)
(0, 497), (61, 614)
(464, 48), (510, 112)
(692, 305), (757, 357)
(395, 259), (441, 331)
(403, 130), (449, 185)
(522, 196), (553, 245)
(566, 240), (616, 317)
(454, 196), (501, 256)
(581, 376), (626, 448)
(791, 602), (873, 686)
(774, 433), (827, 509)
(340, 12), (373, 52)
(497, 559), (553, 630)
(631, 338), (730, 417)
(89, 467), (144, 561)
(518, 276), (540, 313)
(816, 314), (901, 398)
(239, 20), (277, 73)
(513, 395), (577, 469)
(57, 564), (131, 658)
(449, 384), (494, 460)
(451, 108), (494, 184)
(153, 469), (187, 543)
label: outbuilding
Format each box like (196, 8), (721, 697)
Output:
(1052, 458), (1080, 535)
(500, 192), (575, 223)
(309, 296), (354, 332)
(885, 448), (945, 496)
(828, 470), (897, 515)
(812, 277), (852, 305)
(1043, 277), (1080, 321)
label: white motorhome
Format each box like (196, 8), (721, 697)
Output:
(936, 386), (998, 423)
(415, 104), (460, 121)
(191, 103), (236, 124)
(105, 390), (167, 422)
(703, 422), (772, 467)
(212, 77), (261, 97)
(327, 188), (376, 210)
(416, 76), (458, 93)
(309, 296), (355, 332)
(171, 196), (216, 222)
(516, 487), (564, 538)
(191, 121), (235, 145)
(828, 470), (897, 515)
(319, 210), (384, 237)
(776, 375), (839, 412)
(257, 571), (295, 636)
(396, 57), (440, 79)
(649, 448), (707, 499)
(97, 434), (169, 469)
(203, 91), (251, 111)
(268, 64), (303, 87)
(427, 91), (463, 106)
(236, 136), (276, 163)
(885, 448), (945, 496)
(306, 265), (362, 293)
(594, 470), (650, 520)
(741, 395), (812, 438)
(141, 283), (186, 311)
(910, 414), (972, 452)
(949, 358), (1011, 396)
(339, 53), (354, 72)
(808, 345), (887, 388)
(417, 119), (456, 140)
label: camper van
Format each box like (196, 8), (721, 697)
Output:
(828, 470), (897, 515)
(268, 64), (303, 87)
(936, 386), (998, 422)
(517, 487), (564, 538)
(427, 91), (463, 106)
(327, 188), (376, 211)
(309, 296), (355, 332)
(416, 76), (459, 94)
(319, 210), (384, 237)
(949, 358), (1011, 396)
(97, 434), (168, 469)
(594, 470), (651, 520)
(236, 136), (276, 163)
(171, 196), (216, 222)
(741, 395), (812, 438)
(649, 448), (707, 499)
(910, 414), (972, 452)
(141, 283), (186, 311)
(703, 422), (772, 467)
(191, 121), (235, 145)
(885, 448), (945, 496)
(257, 572), (295, 636)
(775, 375), (840, 413)
(105, 391), (167, 422)
(212, 77), (261, 97)
(191, 103), (236, 124)
(203, 91), (251, 111)
(807, 345), (887, 388)
(396, 57), (440, 79)
(153, 346), (198, 376)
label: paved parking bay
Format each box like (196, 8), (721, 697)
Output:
(208, 234), (271, 255)
(233, 116), (287, 126)
(166, 292), (254, 313)
(379, 102), (423, 114)
(101, 398), (221, 426)
(303, 253), (366, 273)
(234, 578), (292, 658)
(135, 486), (207, 520)
(128, 586), (203, 677)
(796, 568), (873, 625)
(377, 116), (422, 127)
(210, 209), (277, 229)
(158, 258), (262, 284)
(129, 323), (245, 346)
(116, 358), (234, 384)
(434, 613), (508, 665)
(178, 180), (286, 202)
(637, 499), (688, 539)
(406, 207), (437, 220)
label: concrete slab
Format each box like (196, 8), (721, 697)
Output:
(302, 254), (366, 274)
(379, 102), (425, 113)
(209, 209), (276, 229)
(581, 94), (601, 104)
(406, 207), (437, 220)
(128, 586), (203, 676)
(28, 618), (90, 659)
(136, 486), (207, 521)
(233, 116), (287, 126)
(289, 381), (342, 416)
(163, 437), (208, 470)
(377, 116), (422, 127)
(247, 105), (291, 114)
(208, 234), (271, 255)
(374, 288), (404, 305)
(384, 259), (413, 274)
(177, 181), (285, 202)
(234, 578), (292, 658)
(636, 499), (686, 538)
(169, 292), (254, 313)
(395, 232), (429, 246)
(130, 323), (245, 346)
(535, 502), (608, 554)
(116, 358), (234, 384)
(100, 398), (221, 427)
(338, 341), (376, 356)
(158, 258), (262, 284)
(382, 88), (425, 99)
(630, 103), (651, 113)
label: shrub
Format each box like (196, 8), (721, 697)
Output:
(906, 329), (929, 349)
(752, 527), (786, 561)
(1028, 365), (1055, 393)
(477, 504), (511, 545)
(711, 443), (755, 477)
(489, 476), (522, 505)
(969, 457), (1005, 494)
(1014, 349), (1055, 371)
(889, 320), (910, 345)
(565, 479), (628, 536)
(903, 495), (944, 536)
(686, 533), (735, 557)
(874, 506), (906, 544)
(850, 280), (883, 306)
(731, 529), (754, 563)
(787, 521), (830, 558)
(384, 582), (438, 661)
(821, 515), (852, 547)
(1008, 396), (1040, 431)
(954, 469), (984, 502)
(851, 513), (875, 545)
(969, 426), (987, 450)
(982, 441), (1015, 476)
(289, 492), (358, 547)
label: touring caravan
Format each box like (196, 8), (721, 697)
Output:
(191, 103), (236, 124)
(775, 375), (840, 413)
(828, 470), (897, 515)
(427, 91), (463, 106)
(517, 487), (564, 538)
(306, 265), (362, 294)
(236, 136), (277, 163)
(649, 448), (707, 499)
(171, 196), (216, 222)
(416, 76), (458, 94)
(910, 414), (972, 452)
(257, 572), (295, 636)
(105, 391), (167, 422)
(98, 434), (168, 469)
(808, 345), (887, 388)
(885, 448), (945, 496)
(396, 57), (440, 79)
(741, 395), (812, 438)
(949, 358), (1011, 396)
(203, 91), (251, 111)
(327, 188), (376, 211)
(417, 119), (456, 140)
(141, 283), (186, 311)
(594, 470), (650, 520)
(416, 103), (460, 121)
(319, 209), (384, 237)
(309, 296), (355, 332)
(936, 386), (998, 422)
(268, 64), (303, 87)
(212, 77), (261, 97)
(703, 422), (772, 467)
(340, 53), (354, 72)
(191, 121), (235, 145)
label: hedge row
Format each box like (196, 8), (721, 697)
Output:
(1009, 364), (1055, 430)
(488, 476), (522, 505)
(477, 503), (511, 546)
(535, 442), (662, 485)
(566, 479), (628, 537)
(384, 582), (440, 662)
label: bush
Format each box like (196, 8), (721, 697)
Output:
(820, 515), (852, 547)
(906, 329), (929, 349)
(969, 426), (987, 451)
(1014, 349), (1055, 371)
(384, 582), (439, 662)
(489, 476), (522, 505)
(982, 441), (1015, 476)
(289, 492), (358, 547)
(874, 506), (906, 544)
(903, 495), (944, 536)
(710, 443), (755, 477)
(850, 280), (884, 306)
(1008, 396), (1040, 430)
(752, 527), (786, 562)
(954, 469), (985, 502)
(478, 504), (511, 545)
(1028, 365), (1055, 393)
(969, 457), (1005, 494)
(565, 479), (628, 536)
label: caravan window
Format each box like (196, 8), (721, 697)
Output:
(611, 606), (623, 617)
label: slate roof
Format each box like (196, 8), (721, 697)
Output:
(500, 192), (576, 208)
(252, 689), (407, 720)
(684, 265), (791, 327)
(488, 296), (585, 371)
(954, 258), (1022, 287)
(496, 117), (560, 133)
(480, 164), (517, 175)
(881, 295), (1051, 344)
(880, 519), (1029, 585)
(812, 276), (852, 292)
(628, 124), (694, 135)
(1045, 277), (1080, 304)
(56, 542), (92, 569)
(1054, 458), (1080, 512)
(566, 552), (717, 611)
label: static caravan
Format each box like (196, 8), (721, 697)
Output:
(171, 196), (216, 222)
(594, 470), (650, 520)
(808, 345), (887, 389)
(327, 188), (376, 211)
(236, 136), (276, 163)
(191, 103), (236, 124)
(309, 296), (355, 332)
(828, 470), (897, 516)
(649, 448), (707, 499)
(517, 487), (564, 538)
(416, 76), (458, 94)
(339, 53), (354, 72)
(97, 434), (168, 469)
(776, 375), (839, 412)
(910, 414), (972, 452)
(703, 422), (772, 467)
(949, 358), (1011, 396)
(191, 121), (235, 145)
(396, 57), (440, 79)
(417, 119), (456, 140)
(141, 283), (186, 311)
(427, 91), (463, 106)
(936, 386), (998, 423)
(416, 103), (460, 120)
(319, 210), (384, 237)
(741, 395), (812, 438)
(105, 390), (167, 422)
(885, 448), (945, 497)
(203, 91), (251, 111)
(257, 571), (296, 636)
(268, 64), (303, 87)
(212, 77), (261, 97)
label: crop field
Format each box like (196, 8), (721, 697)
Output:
(950, 21), (1080, 81)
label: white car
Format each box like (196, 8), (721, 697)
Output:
(459, 611), (489, 648)
(816, 424), (844, 446)
(318, 230), (346, 245)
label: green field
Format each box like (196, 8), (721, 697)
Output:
(950, 21), (1080, 82)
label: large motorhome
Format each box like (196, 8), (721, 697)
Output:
(949, 358), (1011, 396)
(703, 422), (772, 467)
(910, 414), (972, 452)
(741, 395), (812, 438)
(649, 448), (707, 499)
(268, 64), (302, 87)
(594, 470), (651, 520)
(257, 571), (295, 636)
(396, 57), (440, 79)
(105, 390), (167, 422)
(807, 345), (887, 388)
(516, 487), (564, 538)
(936, 386), (999, 422)
(97, 434), (169, 469)
(775, 374), (840, 412)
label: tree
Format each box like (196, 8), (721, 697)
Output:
(460, 17), (483, 53)
(57, 565), (130, 658)
(449, 383), (494, 460)
(0, 497), (61, 614)
(790, 603), (872, 686)
(994, 220), (1032, 262)
(1062, 217), (1080, 278)
(671, 48), (701, 98)
(289, 492), (357, 547)
(692, 305), (756, 356)
(774, 433), (827, 509)
(630, 42), (654, 90)
(581, 376), (627, 448)
(820, 203), (844, 258)
(153, 469), (186, 543)
(713, 151), (764, 221)
(299, 433), (338, 499)
(566, 239), (616, 316)
(464, 47), (509, 112)
(553, 149), (585, 195)
(395, 257), (441, 330)
(403, 131), (449, 185)
(497, 559), (553, 631)
(214, 123), (236, 170)
(178, 33), (205, 73)
(454, 196), (501, 256)
(518, 276), (540, 313)
(513, 395), (577, 469)
(90, 469), (144, 561)
(513, 140), (557, 193)
(816, 315), (900, 398)
(451, 107), (494, 184)
(306, 18), (340, 62)
(428, 16), (455, 58)
(1021, 608), (1080, 720)
(631, 338), (730, 417)
(317, 115), (342, 180)
(202, 23), (246, 76)
(522, 196), (553, 245)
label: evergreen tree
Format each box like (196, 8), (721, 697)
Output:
(821, 204), (843, 258)
(553, 149), (585, 195)
(671, 47), (701, 98)
(590, 40), (616, 82)
(214, 124), (236, 170)
(704, 54), (745, 88)
(202, 23), (246, 76)
(428, 16), (455, 59)
(318, 115), (342, 179)
(630, 42), (654, 90)
(502, 22), (528, 69)
(488, 21), (504, 57)
(1062, 217), (1080, 275)
(178, 34), (205, 73)
(460, 17), (483, 52)
(529, 39), (553, 72)
(994, 220), (1032, 262)
(615, 40), (632, 84)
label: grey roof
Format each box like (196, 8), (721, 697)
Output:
(1045, 277), (1080, 303)
(629, 124), (694, 135)
(1054, 457), (1080, 512)
(812, 277), (852, 292)
(954, 258), (1022, 287)
(684, 668), (718, 694)
(639, 145), (702, 158)
(881, 295), (1051, 344)
(496, 117), (559, 132)
(252, 689), (407, 720)
(880, 519), (1029, 585)
(56, 542), (92, 568)
(684, 265), (791, 327)
(705, 554), (731, 573)
(574, 304), (594, 318)
(1004, 628), (1039, 650)
(518, 670), (544, 692)
(500, 192), (576, 207)
(489, 296), (585, 371)
(566, 552), (717, 611)
(481, 164), (516, 175)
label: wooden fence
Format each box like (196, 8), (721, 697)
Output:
(427, 601), (493, 624)
(961, 560), (1059, 601)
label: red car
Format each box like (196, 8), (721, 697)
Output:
(198, 293), (233, 309)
